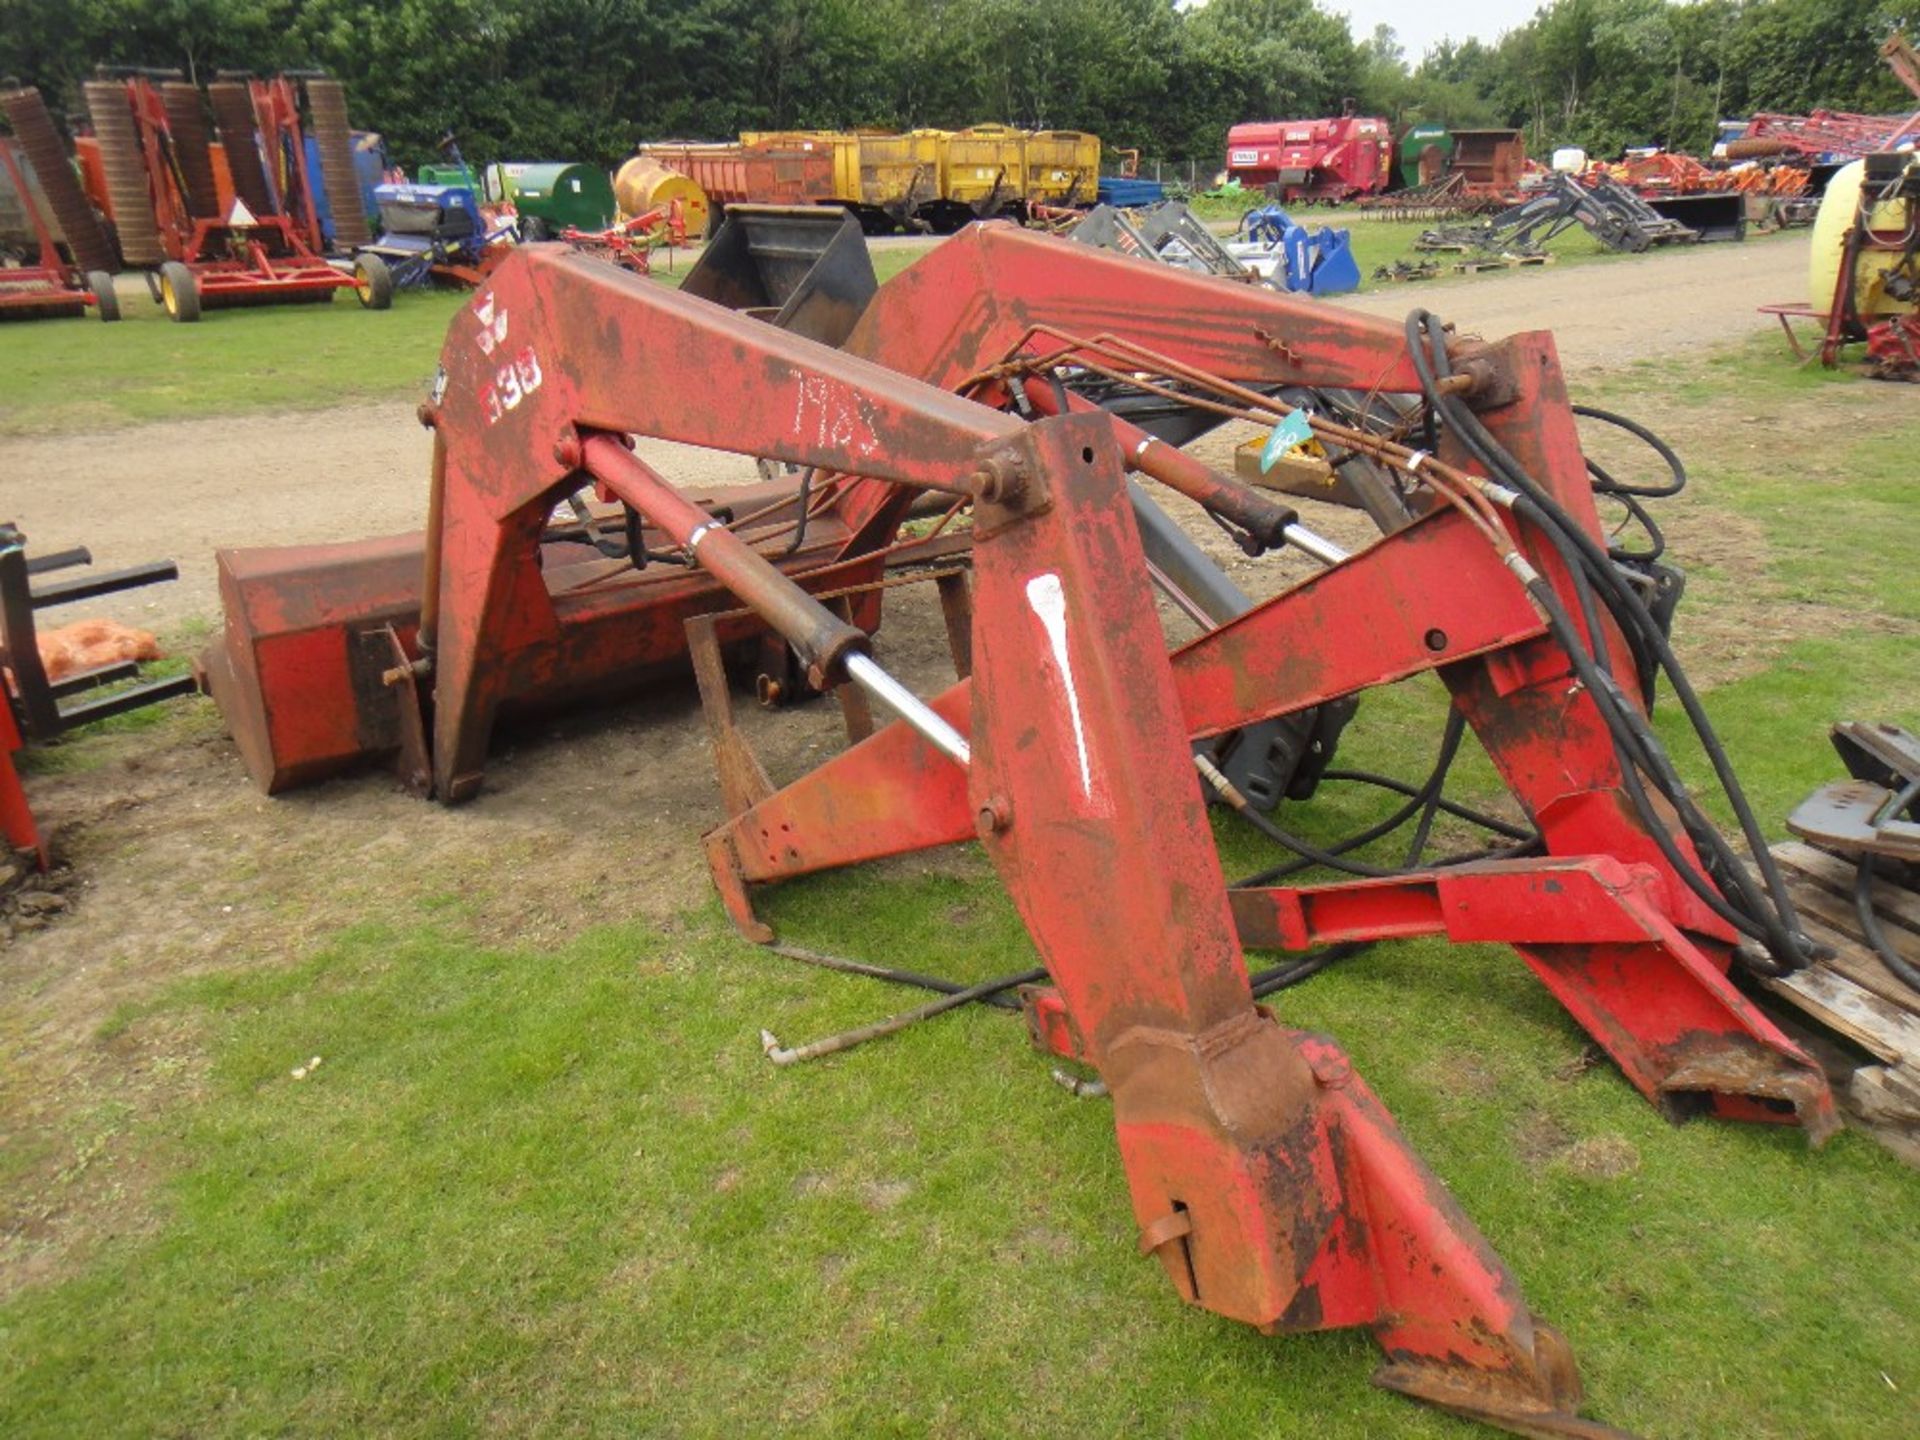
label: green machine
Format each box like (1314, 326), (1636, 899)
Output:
(1397, 124), (1453, 188)
(482, 162), (617, 238)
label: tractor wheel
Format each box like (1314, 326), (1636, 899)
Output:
(353, 254), (395, 310)
(88, 271), (121, 322)
(520, 216), (550, 243)
(158, 262), (201, 323)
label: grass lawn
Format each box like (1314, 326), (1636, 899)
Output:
(0, 245), (937, 438)
(2, 304), (1917, 1433)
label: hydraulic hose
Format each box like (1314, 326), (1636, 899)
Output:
(1403, 310), (1813, 972)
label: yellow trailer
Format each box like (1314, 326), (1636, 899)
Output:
(941, 124), (1025, 214)
(1024, 130), (1100, 206)
(855, 129), (944, 224)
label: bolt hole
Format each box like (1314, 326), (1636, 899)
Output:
(1081, 445), (1095, 464)
(1424, 628), (1448, 652)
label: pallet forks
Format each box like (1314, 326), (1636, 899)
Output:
(0, 526), (194, 871)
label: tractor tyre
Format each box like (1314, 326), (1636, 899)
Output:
(520, 216), (551, 243)
(88, 271), (121, 322)
(159, 262), (201, 323)
(353, 254), (395, 310)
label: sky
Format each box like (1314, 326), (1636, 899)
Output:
(1331, 0), (1546, 63)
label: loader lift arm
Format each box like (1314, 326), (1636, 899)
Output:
(418, 243), (1640, 1435)
(703, 226), (1830, 1138)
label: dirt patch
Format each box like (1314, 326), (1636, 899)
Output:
(1418, 1048), (1503, 1104)
(1512, 1109), (1576, 1170)
(1558, 1134), (1643, 1180)
(858, 1178), (914, 1212)
(1584, 372), (1920, 686)
(1339, 234), (1810, 371)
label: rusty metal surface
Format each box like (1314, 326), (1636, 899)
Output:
(957, 413), (1609, 1431)
(206, 81), (276, 218)
(0, 86), (117, 273)
(83, 80), (162, 265)
(1788, 779), (1920, 862)
(160, 82), (220, 220)
(0, 692), (43, 867)
(184, 218), (1876, 1432)
(419, 247), (1016, 800)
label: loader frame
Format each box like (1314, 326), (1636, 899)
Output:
(287, 228), (1845, 1435)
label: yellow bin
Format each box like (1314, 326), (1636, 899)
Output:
(1808, 157), (1919, 319)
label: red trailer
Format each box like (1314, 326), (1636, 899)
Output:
(1224, 113), (1391, 202)
(639, 141), (834, 209)
(1448, 128), (1528, 198)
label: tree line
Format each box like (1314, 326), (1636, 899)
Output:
(1, 0), (1915, 172)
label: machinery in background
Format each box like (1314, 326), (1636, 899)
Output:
(1229, 204), (1360, 295)
(1446, 128), (1529, 196)
(1357, 128), (1528, 221)
(1417, 172), (1697, 257)
(1754, 32), (1920, 374)
(0, 88), (118, 321)
(358, 138), (513, 290)
(559, 201), (687, 277)
(0, 140), (117, 321)
(1224, 109), (1392, 202)
(360, 177), (511, 289)
(741, 128), (947, 231)
(1063, 200), (1356, 296)
(1761, 151), (1920, 376)
(643, 124), (1103, 233)
(613, 155), (711, 238)
(78, 68), (391, 321)
(482, 160), (617, 240)
(1396, 122), (1452, 188)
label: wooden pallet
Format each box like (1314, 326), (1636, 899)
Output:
(1452, 253), (1554, 274)
(1759, 840), (1920, 1163)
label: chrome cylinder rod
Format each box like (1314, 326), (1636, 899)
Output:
(844, 652), (971, 767)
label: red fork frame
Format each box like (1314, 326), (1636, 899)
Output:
(703, 234), (1831, 1138)
(0, 700), (43, 868)
(420, 246), (1637, 1430)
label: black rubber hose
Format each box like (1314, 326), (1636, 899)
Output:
(1574, 404), (1682, 564)
(1404, 309), (1811, 971)
(1573, 403), (1688, 498)
(1248, 941), (1370, 998)
(1509, 482), (1794, 961)
(1315, 769), (1535, 839)
(1854, 779), (1920, 993)
(1233, 711), (1473, 884)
